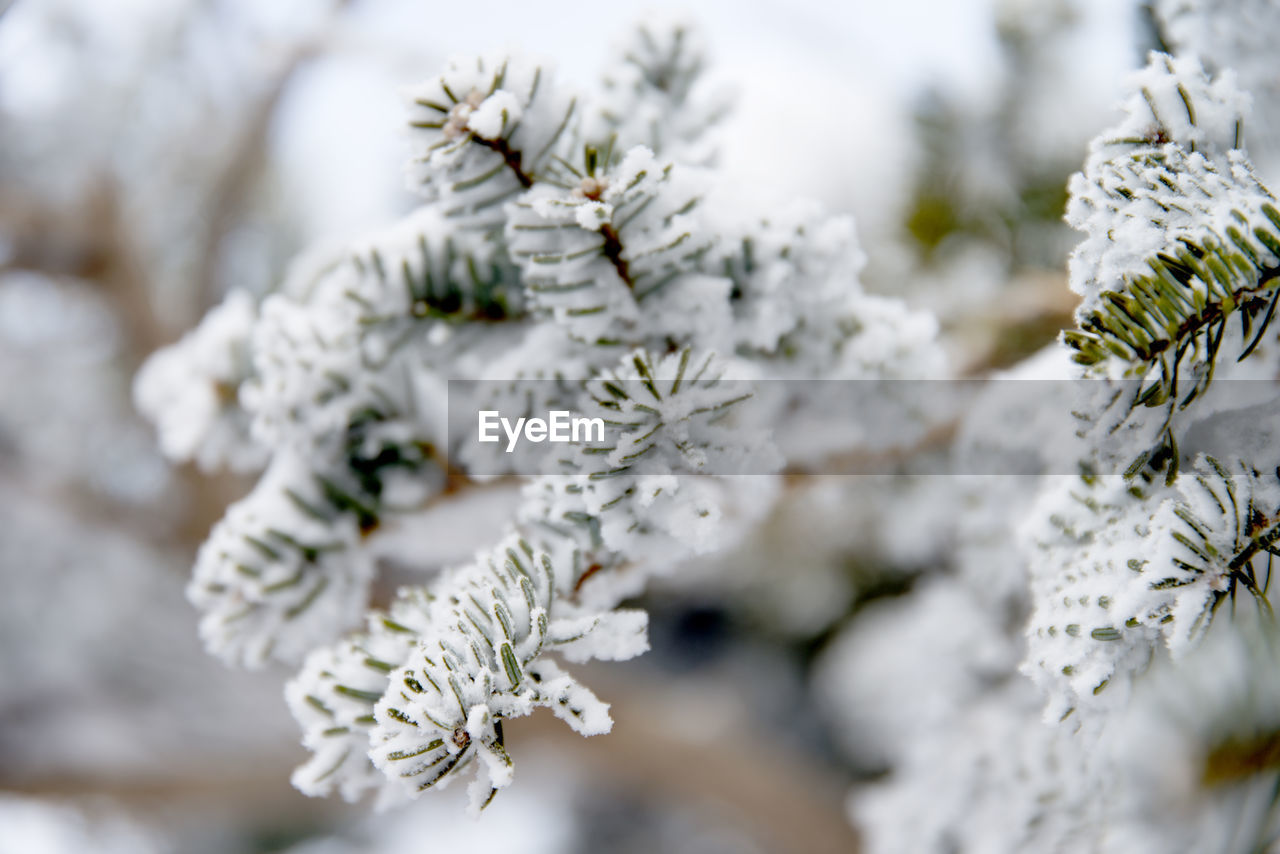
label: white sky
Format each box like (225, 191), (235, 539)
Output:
(272, 0), (1143, 244)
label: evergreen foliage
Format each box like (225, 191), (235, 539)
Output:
(134, 17), (941, 810)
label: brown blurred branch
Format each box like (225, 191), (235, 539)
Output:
(190, 0), (360, 316)
(190, 39), (321, 318)
(0, 179), (168, 365)
(10, 665), (861, 853)
(515, 665), (861, 854)
(0, 3), (366, 553)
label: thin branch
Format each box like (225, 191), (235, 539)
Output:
(191, 0), (356, 317)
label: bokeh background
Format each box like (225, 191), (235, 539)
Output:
(0, 1), (1159, 851)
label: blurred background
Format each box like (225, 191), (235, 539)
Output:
(0, 0), (1159, 851)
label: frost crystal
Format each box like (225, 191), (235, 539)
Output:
(366, 536), (645, 813)
(404, 54), (577, 229)
(1065, 53), (1251, 319)
(286, 589), (435, 806)
(133, 289), (266, 473)
(589, 16), (732, 165)
(1155, 0), (1280, 171)
(506, 145), (716, 343)
(189, 451), (376, 668)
